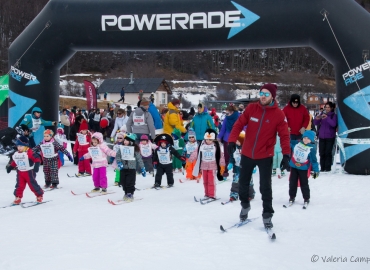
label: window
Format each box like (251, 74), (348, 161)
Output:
(161, 93), (166, 104)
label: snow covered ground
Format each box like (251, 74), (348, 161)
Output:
(0, 151), (369, 270)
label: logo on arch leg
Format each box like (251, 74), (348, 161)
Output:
(228, 1), (260, 39)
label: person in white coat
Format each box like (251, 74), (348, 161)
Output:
(110, 109), (128, 142)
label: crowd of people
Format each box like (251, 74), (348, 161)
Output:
(5, 85), (338, 230)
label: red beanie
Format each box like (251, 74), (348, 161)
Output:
(171, 99), (180, 106)
(100, 117), (109, 129)
(79, 120), (88, 132)
(260, 83), (277, 99)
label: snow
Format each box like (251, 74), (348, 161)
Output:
(0, 151), (369, 270)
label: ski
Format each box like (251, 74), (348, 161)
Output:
(179, 179), (186, 183)
(20, 200), (52, 208)
(221, 200), (234, 205)
(1, 203), (20, 209)
(265, 228), (276, 240)
(283, 201), (294, 208)
(277, 175), (285, 179)
(194, 196), (214, 203)
(71, 190), (85, 196)
(220, 218), (258, 232)
(67, 173), (75, 178)
(43, 187), (63, 192)
(75, 173), (91, 178)
(86, 191), (115, 198)
(108, 198), (143, 205)
(303, 202), (309, 209)
(217, 179), (229, 184)
(200, 198), (220, 205)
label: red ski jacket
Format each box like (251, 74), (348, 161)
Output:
(228, 101), (290, 159)
(282, 104), (309, 135)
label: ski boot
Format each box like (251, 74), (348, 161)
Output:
(101, 188), (107, 194)
(240, 203), (251, 222)
(262, 213), (273, 229)
(36, 196), (43, 203)
(91, 187), (100, 192)
(13, 197), (21, 205)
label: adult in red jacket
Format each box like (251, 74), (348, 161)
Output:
(282, 94), (309, 140)
(228, 83), (291, 229)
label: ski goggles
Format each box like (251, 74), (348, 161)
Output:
(259, 92), (271, 97)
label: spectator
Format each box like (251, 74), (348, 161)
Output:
(189, 103), (215, 144)
(118, 87), (125, 102)
(163, 99), (186, 135)
(148, 101), (163, 131)
(60, 108), (71, 140)
(110, 108), (128, 141)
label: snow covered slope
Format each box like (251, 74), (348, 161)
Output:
(0, 154), (369, 270)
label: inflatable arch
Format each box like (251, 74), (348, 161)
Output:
(7, 0), (370, 174)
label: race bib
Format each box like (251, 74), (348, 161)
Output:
(120, 145), (135, 160)
(133, 113), (146, 126)
(88, 146), (104, 161)
(40, 143), (57, 158)
(157, 148), (171, 164)
(140, 144), (152, 157)
(77, 133), (88, 145)
(54, 134), (66, 145)
(293, 143), (311, 163)
(93, 114), (100, 122)
(186, 142), (197, 155)
(201, 144), (216, 161)
(13, 152), (32, 171)
(31, 118), (41, 132)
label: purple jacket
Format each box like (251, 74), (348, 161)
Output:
(218, 111), (239, 142)
(313, 111), (337, 139)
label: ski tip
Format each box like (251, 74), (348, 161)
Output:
(179, 179), (183, 183)
(283, 205), (287, 208)
(71, 190), (77, 195)
(271, 233), (276, 240)
(85, 193), (92, 198)
(220, 225), (226, 232)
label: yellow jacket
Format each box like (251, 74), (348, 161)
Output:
(163, 102), (187, 134)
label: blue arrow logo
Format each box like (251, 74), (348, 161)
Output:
(228, 1), (260, 39)
(343, 84), (370, 121)
(25, 73), (40, 86)
(8, 90), (36, 127)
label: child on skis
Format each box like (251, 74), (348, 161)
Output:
(55, 124), (68, 166)
(153, 133), (186, 188)
(227, 132), (255, 201)
(80, 132), (116, 193)
(172, 128), (185, 173)
(188, 129), (225, 199)
(137, 134), (157, 174)
(6, 136), (44, 204)
(272, 135), (285, 177)
(112, 132), (125, 186)
(183, 128), (201, 181)
(288, 130), (319, 205)
(32, 129), (73, 189)
(115, 133), (146, 201)
(73, 120), (92, 176)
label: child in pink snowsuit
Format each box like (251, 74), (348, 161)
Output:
(189, 129), (225, 199)
(81, 132), (116, 193)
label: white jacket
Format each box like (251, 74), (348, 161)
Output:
(110, 116), (128, 138)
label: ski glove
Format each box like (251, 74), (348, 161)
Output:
(312, 172), (319, 179)
(141, 168), (146, 177)
(227, 142), (236, 156)
(110, 137), (114, 142)
(153, 162), (157, 169)
(227, 163), (233, 171)
(67, 153), (73, 162)
(280, 154), (290, 172)
(253, 167), (257, 174)
(6, 165), (13, 174)
(117, 162), (124, 170)
(79, 156), (85, 161)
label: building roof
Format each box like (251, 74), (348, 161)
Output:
(98, 78), (172, 94)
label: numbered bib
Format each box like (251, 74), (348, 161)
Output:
(293, 143), (311, 163)
(54, 134), (66, 145)
(186, 142), (197, 155)
(31, 118), (41, 132)
(88, 146), (104, 161)
(77, 133), (88, 145)
(157, 148), (171, 164)
(133, 113), (146, 126)
(201, 144), (216, 161)
(140, 144), (152, 157)
(173, 140), (180, 150)
(13, 152), (33, 171)
(120, 145), (135, 160)
(93, 114), (100, 122)
(233, 149), (242, 167)
(40, 143), (57, 158)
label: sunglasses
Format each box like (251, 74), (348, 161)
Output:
(188, 136), (195, 138)
(259, 92), (271, 97)
(117, 137), (123, 140)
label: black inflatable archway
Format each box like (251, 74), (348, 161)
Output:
(7, 0), (370, 174)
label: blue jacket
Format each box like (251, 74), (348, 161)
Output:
(148, 103), (163, 129)
(289, 140), (319, 172)
(218, 111), (239, 142)
(20, 107), (53, 138)
(189, 111), (215, 140)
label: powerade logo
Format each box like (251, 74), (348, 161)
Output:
(0, 84), (8, 90)
(343, 61), (370, 86)
(101, 1), (260, 39)
(10, 66), (40, 86)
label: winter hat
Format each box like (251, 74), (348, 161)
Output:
(290, 94), (301, 106)
(16, 136), (29, 147)
(140, 134), (149, 141)
(204, 129), (217, 140)
(260, 83), (277, 99)
(154, 133), (174, 147)
(140, 97), (150, 106)
(125, 133), (137, 145)
(302, 130), (315, 143)
(188, 128), (196, 140)
(44, 129), (54, 137)
(20, 124), (30, 133)
(92, 132), (104, 144)
(100, 117), (110, 129)
(171, 99), (181, 106)
(79, 120), (88, 132)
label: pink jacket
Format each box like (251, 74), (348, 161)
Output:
(83, 132), (116, 168)
(189, 142), (225, 170)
